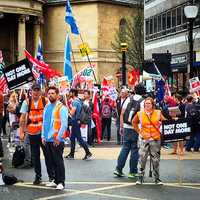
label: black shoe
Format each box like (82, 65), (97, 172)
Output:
(155, 178), (163, 185)
(65, 154), (74, 160)
(82, 152), (92, 160)
(33, 178), (42, 185)
(113, 168), (125, 177)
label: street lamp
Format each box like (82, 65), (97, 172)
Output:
(120, 42), (128, 86)
(184, 5), (199, 78)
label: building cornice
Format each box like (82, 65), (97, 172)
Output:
(45, 0), (138, 7)
(36, 0), (48, 3)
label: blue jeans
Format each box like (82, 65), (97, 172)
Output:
(116, 128), (139, 173)
(186, 132), (200, 151)
(70, 119), (90, 155)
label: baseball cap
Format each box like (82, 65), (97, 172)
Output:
(32, 83), (41, 91)
(121, 86), (129, 93)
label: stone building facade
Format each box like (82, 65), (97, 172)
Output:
(0, 0), (139, 83)
(0, 0), (45, 65)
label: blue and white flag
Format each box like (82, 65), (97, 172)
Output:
(65, 0), (79, 35)
(36, 37), (44, 61)
(64, 34), (73, 81)
(155, 80), (165, 103)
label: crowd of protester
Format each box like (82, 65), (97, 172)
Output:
(0, 82), (200, 188)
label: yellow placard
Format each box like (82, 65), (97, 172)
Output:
(79, 43), (91, 57)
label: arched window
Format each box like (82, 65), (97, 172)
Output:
(119, 18), (127, 32)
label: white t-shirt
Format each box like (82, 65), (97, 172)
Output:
(122, 94), (144, 129)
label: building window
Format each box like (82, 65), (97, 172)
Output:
(145, 2), (200, 41)
(145, 19), (150, 36)
(182, 7), (187, 25)
(150, 17), (153, 34)
(172, 9), (176, 27)
(154, 16), (158, 33)
(119, 18), (127, 32)
(167, 11), (171, 29)
(176, 7), (182, 26)
(194, 6), (200, 26)
(158, 15), (162, 32)
(162, 13), (166, 30)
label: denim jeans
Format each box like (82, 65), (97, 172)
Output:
(23, 134), (32, 164)
(116, 128), (139, 173)
(70, 119), (90, 155)
(186, 132), (200, 151)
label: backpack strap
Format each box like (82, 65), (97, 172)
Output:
(41, 96), (46, 108)
(27, 96), (32, 114)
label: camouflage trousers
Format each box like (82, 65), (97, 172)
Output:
(138, 139), (161, 180)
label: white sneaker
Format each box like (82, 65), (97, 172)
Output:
(56, 183), (64, 190)
(46, 181), (57, 187)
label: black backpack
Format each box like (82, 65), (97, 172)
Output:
(123, 96), (143, 125)
(3, 173), (18, 185)
(77, 99), (91, 124)
(12, 145), (25, 168)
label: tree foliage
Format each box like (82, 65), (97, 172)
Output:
(111, 1), (144, 70)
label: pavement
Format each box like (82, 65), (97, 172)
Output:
(1, 122), (200, 200)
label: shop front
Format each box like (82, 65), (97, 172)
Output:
(170, 53), (188, 94)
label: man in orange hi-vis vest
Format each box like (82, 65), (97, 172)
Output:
(42, 86), (68, 191)
(19, 83), (51, 185)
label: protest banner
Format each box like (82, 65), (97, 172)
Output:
(57, 76), (70, 95)
(72, 64), (95, 89)
(189, 77), (200, 93)
(3, 59), (34, 90)
(162, 118), (191, 144)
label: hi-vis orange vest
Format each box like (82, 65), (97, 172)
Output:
(138, 110), (161, 140)
(27, 98), (45, 135)
(52, 102), (69, 140)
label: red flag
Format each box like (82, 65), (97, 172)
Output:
(101, 78), (108, 86)
(0, 76), (8, 92)
(92, 91), (101, 144)
(24, 49), (61, 78)
(128, 68), (140, 86)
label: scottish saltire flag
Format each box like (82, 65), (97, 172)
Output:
(65, 0), (79, 35)
(36, 37), (44, 61)
(64, 34), (73, 81)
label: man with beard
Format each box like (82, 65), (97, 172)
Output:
(42, 86), (68, 190)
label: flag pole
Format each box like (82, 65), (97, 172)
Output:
(71, 48), (78, 73)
